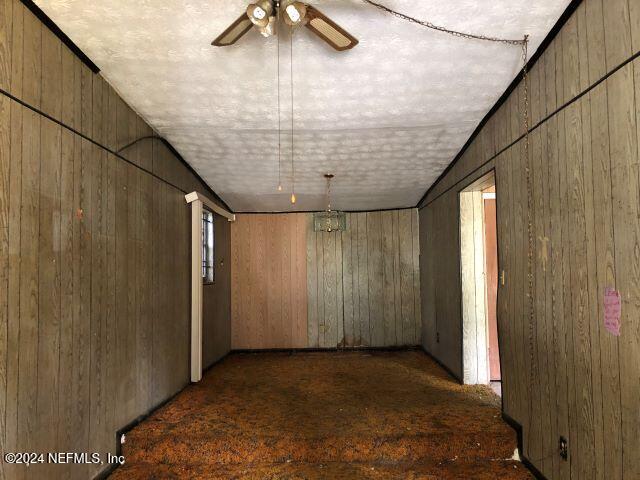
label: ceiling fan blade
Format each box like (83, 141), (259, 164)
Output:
(212, 13), (254, 46)
(304, 5), (358, 51)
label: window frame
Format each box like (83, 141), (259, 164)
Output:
(202, 209), (215, 285)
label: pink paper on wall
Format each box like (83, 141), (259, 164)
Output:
(603, 288), (622, 336)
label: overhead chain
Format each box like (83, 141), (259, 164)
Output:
(520, 36), (538, 453)
(362, 0), (527, 46)
(364, 0), (536, 440)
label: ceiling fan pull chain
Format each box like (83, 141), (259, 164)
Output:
(362, 0), (526, 46)
(290, 23), (297, 204)
(519, 36), (538, 455)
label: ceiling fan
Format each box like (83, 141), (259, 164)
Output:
(212, 0), (359, 51)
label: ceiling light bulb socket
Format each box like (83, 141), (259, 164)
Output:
(247, 0), (274, 28)
(282, 0), (306, 26)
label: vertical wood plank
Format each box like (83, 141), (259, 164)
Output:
(306, 214), (318, 347)
(341, 213), (354, 346)
(36, 118), (61, 475)
(609, 62), (640, 480)
(411, 209), (421, 345)
(88, 143), (105, 472)
(0, 0), (12, 93)
(0, 94), (9, 480)
(22, 8), (41, 109)
(80, 66), (92, 140)
(322, 232), (337, 348)
(17, 109), (39, 473)
(588, 78), (623, 480)
(315, 230), (325, 347)
(282, 215), (293, 347)
(367, 212), (383, 346)
(355, 213), (368, 345)
(9, 1), (22, 99)
(114, 158), (132, 425)
(381, 211), (396, 346)
(398, 210), (415, 346)
(335, 225), (344, 348)
(603, 0), (632, 71)
(392, 211), (402, 345)
(41, 27), (61, 121)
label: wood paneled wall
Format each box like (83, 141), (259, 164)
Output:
(0, 2), (231, 479)
(230, 213), (308, 349)
(230, 210), (421, 350)
(419, 0), (640, 478)
(308, 210), (421, 348)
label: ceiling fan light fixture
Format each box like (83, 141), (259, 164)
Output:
(247, 0), (274, 28)
(282, 1), (307, 26)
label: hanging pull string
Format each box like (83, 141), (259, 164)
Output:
(362, 0), (527, 46)
(276, 3), (282, 190)
(290, 25), (296, 198)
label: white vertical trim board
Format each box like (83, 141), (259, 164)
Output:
(459, 190), (490, 385)
(185, 192), (235, 383)
(189, 198), (204, 382)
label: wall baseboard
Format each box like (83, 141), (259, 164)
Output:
(420, 347), (548, 479)
(418, 346), (463, 384)
(501, 413), (550, 480)
(231, 346), (422, 354)
(92, 352), (231, 480)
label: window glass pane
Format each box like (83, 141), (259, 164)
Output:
(202, 210), (215, 284)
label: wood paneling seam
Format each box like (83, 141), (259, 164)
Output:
(0, 86), (212, 202)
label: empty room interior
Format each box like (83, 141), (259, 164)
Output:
(1, 0), (639, 478)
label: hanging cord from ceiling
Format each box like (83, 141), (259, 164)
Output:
(277, 4), (283, 191)
(116, 135), (162, 154)
(290, 23), (296, 204)
(362, 0), (527, 46)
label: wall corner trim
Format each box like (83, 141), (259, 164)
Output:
(185, 192), (236, 222)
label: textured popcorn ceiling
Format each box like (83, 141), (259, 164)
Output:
(35, 0), (570, 212)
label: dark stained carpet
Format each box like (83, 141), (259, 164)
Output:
(109, 351), (532, 479)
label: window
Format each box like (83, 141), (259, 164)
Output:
(202, 210), (215, 284)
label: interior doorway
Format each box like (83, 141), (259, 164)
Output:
(459, 172), (500, 390)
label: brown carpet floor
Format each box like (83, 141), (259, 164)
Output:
(109, 351), (532, 479)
